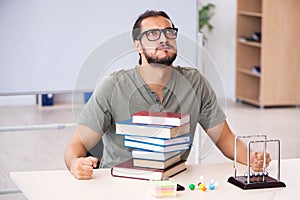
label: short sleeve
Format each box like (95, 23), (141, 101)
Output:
(198, 74), (226, 130)
(77, 76), (115, 135)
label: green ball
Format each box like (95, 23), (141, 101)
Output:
(189, 183), (195, 190)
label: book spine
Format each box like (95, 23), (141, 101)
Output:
(110, 168), (150, 181)
(125, 135), (190, 146)
(116, 125), (170, 139)
(133, 153), (180, 162)
(125, 140), (190, 153)
(125, 139), (190, 147)
(132, 150), (180, 161)
(132, 116), (181, 126)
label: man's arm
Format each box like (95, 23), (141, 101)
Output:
(64, 124), (101, 180)
(206, 120), (271, 171)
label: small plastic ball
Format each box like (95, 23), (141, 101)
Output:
(199, 183), (206, 191)
(209, 183), (215, 190)
(189, 183), (195, 190)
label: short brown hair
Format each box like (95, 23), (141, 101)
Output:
(132, 10), (175, 64)
(132, 10), (175, 41)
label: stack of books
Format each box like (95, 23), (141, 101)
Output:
(111, 111), (191, 180)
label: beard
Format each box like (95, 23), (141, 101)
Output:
(142, 45), (177, 66)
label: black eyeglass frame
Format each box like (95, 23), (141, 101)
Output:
(136, 27), (178, 41)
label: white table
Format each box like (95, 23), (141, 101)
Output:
(10, 159), (300, 200)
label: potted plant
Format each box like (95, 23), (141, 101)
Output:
(198, 3), (216, 45)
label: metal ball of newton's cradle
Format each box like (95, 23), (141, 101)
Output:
(227, 134), (286, 190)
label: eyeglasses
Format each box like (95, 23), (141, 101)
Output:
(137, 28), (178, 41)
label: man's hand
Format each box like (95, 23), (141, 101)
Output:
(70, 156), (98, 180)
(250, 152), (271, 171)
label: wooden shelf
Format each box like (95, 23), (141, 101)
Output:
(236, 0), (300, 107)
(236, 96), (260, 106)
(237, 68), (260, 78)
(238, 11), (262, 18)
(238, 40), (261, 48)
(237, 0), (262, 15)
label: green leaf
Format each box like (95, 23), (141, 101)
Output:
(198, 3), (216, 42)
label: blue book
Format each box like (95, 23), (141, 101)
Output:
(125, 134), (190, 146)
(116, 119), (190, 139)
(124, 138), (190, 153)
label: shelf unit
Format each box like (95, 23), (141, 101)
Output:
(235, 0), (300, 107)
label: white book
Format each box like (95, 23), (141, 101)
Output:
(116, 119), (190, 139)
(132, 111), (190, 126)
(133, 154), (181, 169)
(132, 149), (180, 161)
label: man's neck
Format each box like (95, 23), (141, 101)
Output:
(138, 64), (173, 103)
(138, 64), (173, 86)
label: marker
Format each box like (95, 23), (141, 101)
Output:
(177, 184), (185, 191)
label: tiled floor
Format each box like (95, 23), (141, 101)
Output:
(0, 101), (299, 200)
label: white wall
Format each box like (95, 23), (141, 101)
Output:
(1, 1), (237, 105)
(0, 0), (198, 105)
(0, 0), (197, 96)
(200, 0), (237, 101)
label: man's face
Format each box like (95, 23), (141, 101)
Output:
(137, 16), (177, 66)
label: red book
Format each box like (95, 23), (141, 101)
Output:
(111, 159), (186, 181)
(132, 111), (190, 126)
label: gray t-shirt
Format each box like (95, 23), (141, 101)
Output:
(78, 65), (226, 167)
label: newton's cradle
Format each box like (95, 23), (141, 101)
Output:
(227, 134), (286, 190)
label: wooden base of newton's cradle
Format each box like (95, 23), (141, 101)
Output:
(228, 135), (286, 190)
(228, 175), (286, 190)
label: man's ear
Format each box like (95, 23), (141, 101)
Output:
(134, 40), (143, 54)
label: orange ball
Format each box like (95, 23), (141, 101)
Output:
(199, 183), (206, 191)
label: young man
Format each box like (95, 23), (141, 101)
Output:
(64, 10), (270, 180)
